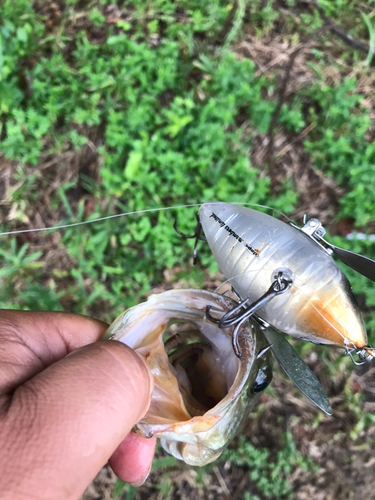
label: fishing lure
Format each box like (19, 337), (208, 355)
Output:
(195, 202), (375, 365)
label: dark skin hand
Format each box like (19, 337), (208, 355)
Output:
(0, 310), (156, 500)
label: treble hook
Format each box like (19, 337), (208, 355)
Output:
(174, 214), (206, 265)
(206, 272), (292, 358)
(345, 345), (375, 365)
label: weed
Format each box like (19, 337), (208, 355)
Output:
(0, 0), (302, 316)
(221, 432), (318, 499)
(112, 480), (136, 500)
(302, 77), (375, 226)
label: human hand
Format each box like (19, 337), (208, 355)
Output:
(0, 310), (156, 500)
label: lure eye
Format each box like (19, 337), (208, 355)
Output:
(251, 365), (273, 393)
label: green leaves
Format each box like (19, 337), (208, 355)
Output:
(303, 77), (375, 225)
(221, 433), (317, 499)
(124, 150), (143, 180)
(0, 241), (42, 277)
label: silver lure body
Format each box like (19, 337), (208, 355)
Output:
(199, 202), (367, 350)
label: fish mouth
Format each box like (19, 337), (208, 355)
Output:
(164, 325), (232, 416)
(103, 289), (272, 466)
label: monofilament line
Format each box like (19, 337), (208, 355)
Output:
(0, 202), (291, 237)
(0, 204), (202, 236)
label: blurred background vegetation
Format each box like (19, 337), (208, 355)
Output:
(1, 0), (375, 498)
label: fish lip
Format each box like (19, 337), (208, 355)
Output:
(104, 288), (271, 466)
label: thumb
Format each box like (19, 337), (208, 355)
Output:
(0, 341), (153, 500)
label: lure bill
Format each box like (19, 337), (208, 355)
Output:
(262, 325), (332, 416)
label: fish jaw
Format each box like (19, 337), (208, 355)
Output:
(103, 289), (271, 466)
(199, 202), (367, 351)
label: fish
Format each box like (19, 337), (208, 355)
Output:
(198, 201), (373, 360)
(102, 288), (272, 466)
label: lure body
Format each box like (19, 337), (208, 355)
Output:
(199, 202), (367, 350)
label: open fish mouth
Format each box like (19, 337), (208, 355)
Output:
(103, 289), (272, 466)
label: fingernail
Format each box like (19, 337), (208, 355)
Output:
(129, 466), (151, 488)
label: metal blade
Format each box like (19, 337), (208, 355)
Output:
(328, 243), (375, 282)
(262, 327), (332, 416)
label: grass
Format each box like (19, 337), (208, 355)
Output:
(220, 432), (318, 499)
(1, 1), (375, 499)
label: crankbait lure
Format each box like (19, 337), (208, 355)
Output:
(197, 202), (375, 365)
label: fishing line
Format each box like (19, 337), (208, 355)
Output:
(0, 204), (202, 236)
(0, 202), (294, 237)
